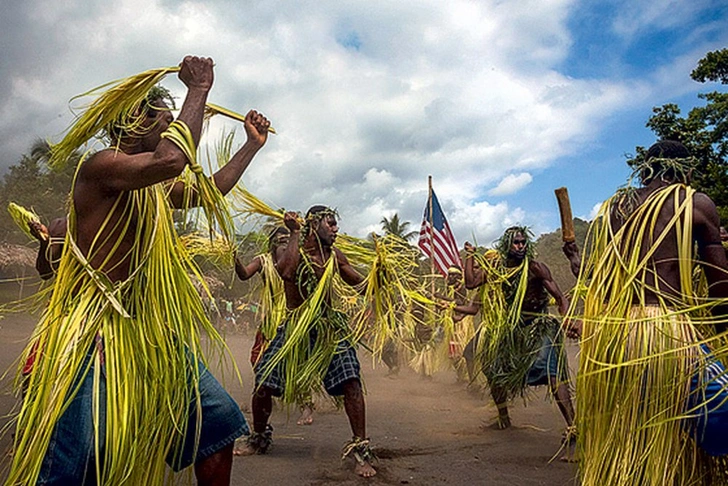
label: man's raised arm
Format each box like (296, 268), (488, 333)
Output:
(168, 109), (271, 208)
(79, 56), (214, 193)
(277, 212), (303, 282)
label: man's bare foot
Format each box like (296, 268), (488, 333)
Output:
(559, 448), (578, 463)
(481, 415), (511, 430)
(559, 426), (578, 462)
(354, 460), (377, 478)
(233, 439), (258, 457)
(343, 437), (377, 478)
(386, 366), (400, 377)
(233, 426), (273, 456)
(296, 405), (314, 425)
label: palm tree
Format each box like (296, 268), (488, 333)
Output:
(380, 213), (417, 242)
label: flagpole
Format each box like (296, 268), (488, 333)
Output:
(428, 175), (435, 298)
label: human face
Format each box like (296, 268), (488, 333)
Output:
(446, 271), (461, 286)
(508, 232), (527, 260)
(315, 215), (338, 247)
(139, 99), (174, 151)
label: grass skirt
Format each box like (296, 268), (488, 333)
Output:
(578, 305), (728, 485)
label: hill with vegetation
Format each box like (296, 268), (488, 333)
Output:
(533, 218), (591, 296)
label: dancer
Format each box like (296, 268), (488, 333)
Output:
(239, 207), (376, 478)
(8, 55), (270, 485)
(572, 140), (728, 485)
(463, 227), (577, 442)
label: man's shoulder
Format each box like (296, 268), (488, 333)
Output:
(692, 191), (720, 224)
(529, 258), (546, 269)
(528, 259), (551, 276)
(84, 147), (120, 163)
(692, 190), (716, 206)
(76, 148), (119, 179)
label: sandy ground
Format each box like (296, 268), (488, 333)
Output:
(0, 311), (579, 485)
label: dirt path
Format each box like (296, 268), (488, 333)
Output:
(0, 313), (579, 485)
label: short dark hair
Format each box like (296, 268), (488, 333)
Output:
(267, 226), (290, 251)
(640, 140), (693, 184)
(303, 205), (337, 237)
(105, 85), (175, 142)
(305, 205), (331, 220)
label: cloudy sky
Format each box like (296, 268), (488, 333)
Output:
(1, 0), (726, 247)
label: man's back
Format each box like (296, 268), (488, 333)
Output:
(607, 182), (728, 306)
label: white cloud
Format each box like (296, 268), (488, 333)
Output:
(611, 0), (712, 40)
(488, 173), (533, 197)
(587, 202), (604, 220)
(0, 0), (720, 243)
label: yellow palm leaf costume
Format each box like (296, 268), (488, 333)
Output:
(8, 182), (231, 485)
(576, 184), (728, 485)
(8, 67), (245, 485)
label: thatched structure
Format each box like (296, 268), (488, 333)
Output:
(0, 243), (35, 269)
(0, 242), (38, 300)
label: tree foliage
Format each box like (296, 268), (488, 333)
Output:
(626, 48), (728, 222)
(380, 213), (417, 241)
(0, 140), (80, 244)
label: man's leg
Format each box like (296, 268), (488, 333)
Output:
(194, 444), (233, 486)
(236, 324), (286, 456)
(551, 378), (575, 428)
(36, 357), (104, 485)
(343, 379), (366, 438)
(490, 385), (511, 429)
(177, 362), (247, 480)
(234, 386), (274, 456)
(342, 379), (376, 478)
(550, 377), (577, 461)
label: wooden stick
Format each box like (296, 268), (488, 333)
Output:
(554, 187), (575, 243)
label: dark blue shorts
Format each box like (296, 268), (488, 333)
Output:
(37, 355), (247, 484)
(525, 332), (568, 387)
(687, 344), (728, 456)
(255, 325), (361, 397)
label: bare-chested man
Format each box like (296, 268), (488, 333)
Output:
(569, 140), (728, 485)
(462, 228), (577, 442)
(238, 206), (376, 478)
(10, 55), (270, 486)
(232, 227), (316, 427)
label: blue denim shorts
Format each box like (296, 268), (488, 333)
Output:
(687, 344), (728, 456)
(525, 332), (568, 387)
(37, 355), (247, 484)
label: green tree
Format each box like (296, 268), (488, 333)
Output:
(626, 48), (728, 221)
(380, 213), (417, 241)
(0, 140), (80, 244)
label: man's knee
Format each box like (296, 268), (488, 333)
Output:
(342, 378), (362, 397)
(253, 385), (273, 399)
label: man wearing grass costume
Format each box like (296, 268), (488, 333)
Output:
(7, 55), (271, 485)
(571, 140), (728, 485)
(462, 227), (577, 445)
(239, 206), (377, 478)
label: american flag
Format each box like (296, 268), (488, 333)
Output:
(418, 189), (461, 276)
